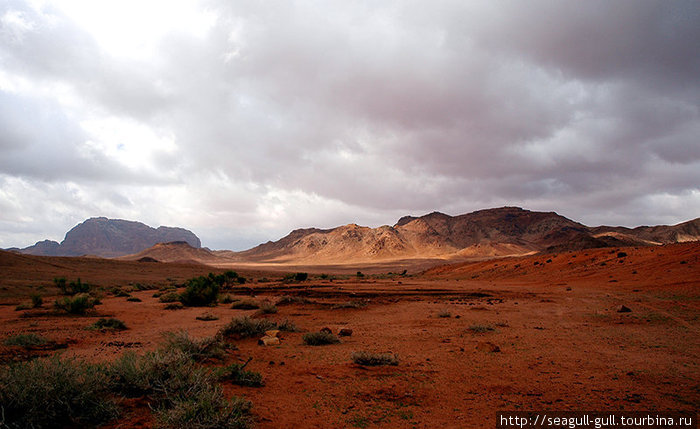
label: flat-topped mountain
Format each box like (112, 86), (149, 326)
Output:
(19, 218), (201, 258)
(233, 207), (700, 264)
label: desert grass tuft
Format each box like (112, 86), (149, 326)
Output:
(302, 331), (340, 346)
(4, 333), (48, 347)
(351, 351), (399, 366)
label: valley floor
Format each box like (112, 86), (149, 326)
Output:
(0, 243), (698, 428)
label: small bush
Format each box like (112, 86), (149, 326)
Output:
(468, 324), (495, 334)
(126, 297), (142, 302)
(69, 278), (91, 294)
(180, 276), (220, 307)
(4, 333), (48, 347)
(356, 271), (364, 278)
(114, 289), (131, 297)
(220, 294), (234, 304)
(165, 302), (185, 310)
(351, 352), (399, 366)
(276, 295), (313, 306)
(231, 299), (260, 310)
(258, 303), (278, 314)
(53, 277), (67, 294)
(302, 331), (340, 346)
(157, 389), (252, 429)
(277, 318), (298, 332)
(161, 331), (228, 362)
(54, 293), (96, 315)
(216, 362), (264, 387)
(294, 272), (308, 281)
(31, 293), (43, 308)
(437, 309), (451, 318)
(219, 316), (276, 339)
(89, 318), (127, 331)
(159, 292), (180, 303)
(0, 356), (118, 428)
(152, 292), (163, 298)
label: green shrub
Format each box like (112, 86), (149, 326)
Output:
(31, 293), (43, 308)
(4, 333), (48, 347)
(219, 294), (234, 304)
(294, 272), (308, 281)
(180, 276), (220, 307)
(356, 271), (364, 278)
(161, 331), (228, 362)
(216, 362), (264, 387)
(114, 289), (131, 297)
(219, 316), (276, 339)
(159, 292), (180, 303)
(53, 277), (67, 294)
(157, 388), (252, 429)
(69, 278), (91, 294)
(0, 356), (118, 428)
(351, 352), (399, 366)
(89, 318), (127, 331)
(302, 331), (340, 346)
(54, 293), (96, 315)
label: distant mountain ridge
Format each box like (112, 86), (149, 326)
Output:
(231, 207), (700, 264)
(18, 217), (201, 258)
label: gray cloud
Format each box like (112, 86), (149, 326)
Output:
(0, 0), (698, 249)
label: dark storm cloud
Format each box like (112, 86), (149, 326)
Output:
(0, 0), (698, 249)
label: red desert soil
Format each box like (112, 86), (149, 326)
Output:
(0, 242), (698, 428)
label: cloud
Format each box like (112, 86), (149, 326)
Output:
(0, 0), (698, 249)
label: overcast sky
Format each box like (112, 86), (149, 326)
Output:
(1, 0), (699, 250)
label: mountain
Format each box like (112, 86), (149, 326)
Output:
(119, 241), (218, 264)
(19, 218), (201, 258)
(234, 207), (700, 264)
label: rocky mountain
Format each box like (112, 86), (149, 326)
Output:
(119, 241), (218, 264)
(234, 207), (700, 264)
(19, 218), (201, 258)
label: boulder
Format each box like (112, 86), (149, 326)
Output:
(258, 336), (280, 346)
(320, 327), (333, 334)
(617, 305), (632, 313)
(338, 328), (353, 337)
(265, 329), (280, 338)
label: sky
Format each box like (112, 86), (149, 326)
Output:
(1, 0), (699, 250)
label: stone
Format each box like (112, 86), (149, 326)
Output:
(320, 327), (332, 334)
(617, 305), (632, 313)
(265, 329), (280, 338)
(338, 328), (353, 337)
(258, 336), (280, 346)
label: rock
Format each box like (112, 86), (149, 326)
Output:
(258, 336), (280, 346)
(265, 329), (280, 338)
(320, 327), (332, 334)
(476, 341), (501, 353)
(338, 328), (353, 337)
(617, 305), (632, 313)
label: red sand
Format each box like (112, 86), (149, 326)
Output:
(1, 242), (698, 427)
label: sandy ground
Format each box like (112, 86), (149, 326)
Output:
(0, 243), (698, 428)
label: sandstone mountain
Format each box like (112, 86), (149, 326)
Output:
(119, 241), (217, 265)
(19, 218), (201, 258)
(230, 207), (700, 264)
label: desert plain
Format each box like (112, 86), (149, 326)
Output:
(1, 241), (698, 428)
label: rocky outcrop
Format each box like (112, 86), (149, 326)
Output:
(19, 218), (201, 258)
